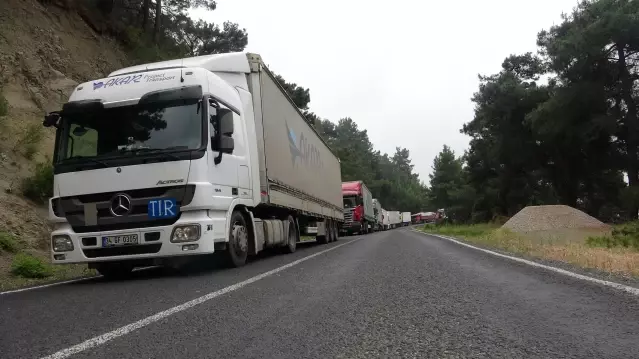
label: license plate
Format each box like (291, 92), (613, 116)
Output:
(148, 198), (179, 219)
(102, 234), (139, 247)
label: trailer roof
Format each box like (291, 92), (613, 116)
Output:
(109, 52), (254, 77)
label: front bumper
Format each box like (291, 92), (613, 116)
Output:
(341, 221), (362, 233)
(50, 211), (216, 264)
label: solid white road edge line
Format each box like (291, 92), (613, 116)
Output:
(0, 276), (101, 295)
(0, 266), (163, 295)
(40, 238), (361, 359)
(411, 229), (639, 296)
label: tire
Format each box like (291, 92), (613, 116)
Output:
(316, 220), (329, 244)
(333, 221), (339, 241)
(96, 262), (134, 279)
(282, 215), (297, 253)
(328, 219), (336, 242)
(226, 210), (249, 267)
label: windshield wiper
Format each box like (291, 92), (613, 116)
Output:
(59, 156), (108, 168)
(124, 147), (189, 161)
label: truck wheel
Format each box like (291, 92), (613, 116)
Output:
(282, 215), (297, 254)
(226, 210), (249, 267)
(96, 262), (134, 280)
(327, 219), (336, 242)
(333, 222), (339, 241)
(316, 220), (329, 244)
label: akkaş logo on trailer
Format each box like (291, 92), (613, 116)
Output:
(286, 121), (323, 168)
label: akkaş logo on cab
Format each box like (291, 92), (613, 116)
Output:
(285, 121), (323, 169)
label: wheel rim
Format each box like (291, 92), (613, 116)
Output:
(232, 223), (248, 256)
(289, 224), (296, 246)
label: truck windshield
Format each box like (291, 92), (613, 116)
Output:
(56, 99), (202, 163)
(343, 196), (358, 208)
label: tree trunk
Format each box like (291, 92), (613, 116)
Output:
(153, 0), (162, 43)
(618, 44), (639, 218)
(142, 0), (150, 31)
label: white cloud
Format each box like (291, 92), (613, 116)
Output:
(191, 0), (577, 183)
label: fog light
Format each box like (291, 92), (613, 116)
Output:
(182, 244), (199, 251)
(52, 235), (74, 252)
(170, 224), (201, 243)
(53, 254), (66, 260)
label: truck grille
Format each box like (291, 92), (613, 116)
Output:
(343, 209), (354, 223)
(55, 185), (196, 233)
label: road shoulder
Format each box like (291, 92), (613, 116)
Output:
(412, 228), (639, 293)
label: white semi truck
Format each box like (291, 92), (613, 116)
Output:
(382, 209), (390, 230)
(43, 52), (344, 277)
(372, 199), (383, 231)
(401, 212), (411, 227)
(389, 211), (401, 229)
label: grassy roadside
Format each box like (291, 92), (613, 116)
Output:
(419, 223), (639, 278)
(0, 231), (96, 292)
(0, 261), (96, 292)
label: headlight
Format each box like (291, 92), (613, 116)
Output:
(170, 224), (201, 243)
(52, 235), (74, 252)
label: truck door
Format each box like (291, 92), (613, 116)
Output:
(208, 103), (245, 197)
(235, 111), (251, 198)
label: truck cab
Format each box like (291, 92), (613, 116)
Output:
(341, 181), (374, 235)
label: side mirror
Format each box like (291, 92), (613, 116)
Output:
(43, 112), (61, 128)
(218, 108), (234, 135)
(219, 136), (234, 154)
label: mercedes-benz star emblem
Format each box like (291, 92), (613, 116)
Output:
(110, 193), (132, 217)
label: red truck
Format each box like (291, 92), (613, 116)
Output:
(341, 181), (375, 235)
(412, 210), (446, 224)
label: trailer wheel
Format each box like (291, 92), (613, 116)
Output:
(282, 215), (297, 254)
(328, 219), (336, 242)
(226, 210), (249, 267)
(332, 221), (339, 241)
(316, 220), (329, 244)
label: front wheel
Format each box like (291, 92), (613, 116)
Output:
(225, 210), (249, 267)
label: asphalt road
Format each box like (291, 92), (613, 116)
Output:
(2, 228), (639, 359)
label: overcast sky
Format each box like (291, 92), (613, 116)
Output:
(191, 0), (578, 184)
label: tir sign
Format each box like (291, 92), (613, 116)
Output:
(148, 198), (179, 219)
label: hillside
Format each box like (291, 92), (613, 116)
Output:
(0, 0), (130, 288)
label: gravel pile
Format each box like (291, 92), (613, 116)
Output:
(502, 205), (610, 233)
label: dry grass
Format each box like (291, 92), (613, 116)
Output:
(421, 224), (639, 278)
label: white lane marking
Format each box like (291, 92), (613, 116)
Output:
(0, 266), (161, 296)
(411, 229), (639, 296)
(0, 276), (101, 295)
(41, 238), (361, 359)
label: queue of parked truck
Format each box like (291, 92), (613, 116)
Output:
(41, 51), (438, 278)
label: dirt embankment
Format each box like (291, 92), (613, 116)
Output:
(0, 0), (130, 288)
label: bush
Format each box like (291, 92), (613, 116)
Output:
(11, 253), (53, 278)
(587, 221), (639, 250)
(22, 162), (54, 203)
(14, 122), (43, 151)
(0, 232), (21, 253)
(422, 223), (498, 238)
(0, 91), (8, 117)
(24, 143), (38, 160)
